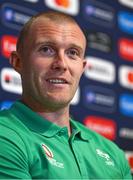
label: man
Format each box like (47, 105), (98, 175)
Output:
(0, 11), (132, 179)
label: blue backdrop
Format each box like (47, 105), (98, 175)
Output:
(0, 0), (133, 172)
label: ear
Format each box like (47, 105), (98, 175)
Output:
(82, 59), (87, 72)
(9, 51), (22, 74)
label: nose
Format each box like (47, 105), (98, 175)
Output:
(51, 51), (67, 71)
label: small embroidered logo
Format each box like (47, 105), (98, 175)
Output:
(41, 143), (64, 168)
(96, 149), (114, 166)
(42, 144), (53, 158)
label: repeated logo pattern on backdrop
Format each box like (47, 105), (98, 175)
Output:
(0, 0), (133, 172)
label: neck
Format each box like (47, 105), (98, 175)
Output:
(21, 98), (72, 135)
(38, 107), (71, 135)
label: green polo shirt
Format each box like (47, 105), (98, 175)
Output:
(0, 101), (132, 179)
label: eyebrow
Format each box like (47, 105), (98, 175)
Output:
(69, 43), (84, 53)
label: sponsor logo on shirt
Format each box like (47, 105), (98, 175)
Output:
(118, 11), (133, 35)
(84, 116), (116, 140)
(119, 94), (133, 117)
(118, 65), (133, 90)
(1, 68), (22, 94)
(1, 35), (17, 58)
(70, 87), (80, 105)
(83, 85), (116, 113)
(119, 38), (133, 61)
(1, 3), (36, 30)
(86, 31), (113, 53)
(125, 151), (133, 173)
(42, 144), (64, 168)
(44, 0), (79, 15)
(82, 0), (115, 27)
(96, 149), (114, 166)
(118, 0), (133, 9)
(119, 128), (133, 140)
(84, 56), (115, 84)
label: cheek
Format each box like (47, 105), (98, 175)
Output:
(24, 56), (48, 75)
(74, 65), (84, 79)
(21, 62), (40, 85)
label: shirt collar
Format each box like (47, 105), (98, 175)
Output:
(11, 101), (90, 140)
(70, 119), (90, 141)
(11, 101), (62, 137)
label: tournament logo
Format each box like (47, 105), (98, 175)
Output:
(41, 143), (64, 168)
(42, 144), (53, 158)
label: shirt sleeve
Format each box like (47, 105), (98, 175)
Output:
(120, 150), (132, 179)
(0, 124), (32, 179)
(123, 162), (132, 180)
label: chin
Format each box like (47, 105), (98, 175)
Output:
(47, 97), (71, 107)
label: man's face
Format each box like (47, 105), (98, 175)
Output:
(19, 18), (86, 110)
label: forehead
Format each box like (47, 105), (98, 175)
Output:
(28, 18), (86, 47)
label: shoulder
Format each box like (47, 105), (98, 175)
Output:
(74, 120), (126, 158)
(0, 107), (29, 132)
(0, 109), (32, 179)
(0, 107), (34, 160)
(73, 120), (132, 177)
(75, 120), (132, 178)
(0, 109), (27, 157)
(0, 108), (25, 144)
(0, 108), (31, 147)
(0, 108), (17, 130)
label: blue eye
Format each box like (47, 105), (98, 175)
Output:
(67, 49), (79, 59)
(70, 49), (78, 55)
(39, 46), (55, 56)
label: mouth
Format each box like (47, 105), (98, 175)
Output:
(46, 78), (68, 84)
